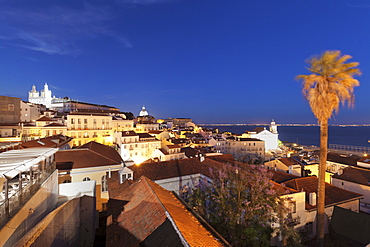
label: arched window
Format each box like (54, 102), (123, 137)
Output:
(63, 179), (71, 183)
(83, 177), (91, 181)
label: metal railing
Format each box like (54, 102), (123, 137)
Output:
(329, 144), (370, 155)
(0, 163), (56, 225)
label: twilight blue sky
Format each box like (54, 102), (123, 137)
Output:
(1, 0), (369, 124)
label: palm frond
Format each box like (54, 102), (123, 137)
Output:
(296, 50), (361, 121)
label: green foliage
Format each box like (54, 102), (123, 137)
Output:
(184, 163), (301, 246)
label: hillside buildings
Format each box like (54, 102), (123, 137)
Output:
(113, 131), (161, 164)
(29, 83), (119, 112)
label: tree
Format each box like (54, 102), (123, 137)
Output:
(296, 50), (361, 245)
(184, 163), (300, 246)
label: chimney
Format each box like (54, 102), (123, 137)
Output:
(309, 192), (316, 206)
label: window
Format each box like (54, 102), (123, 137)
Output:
(8, 103), (14, 111)
(71, 118), (75, 124)
(63, 179), (71, 183)
(101, 175), (108, 192)
(84, 119), (88, 124)
(288, 201), (296, 213)
(121, 174), (127, 183)
(83, 177), (90, 181)
(78, 119), (81, 124)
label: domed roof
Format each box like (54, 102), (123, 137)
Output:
(139, 106), (149, 116)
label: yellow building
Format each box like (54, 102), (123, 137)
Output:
(66, 113), (114, 147)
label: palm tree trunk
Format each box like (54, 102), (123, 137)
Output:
(317, 118), (328, 246)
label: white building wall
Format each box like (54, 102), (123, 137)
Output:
(250, 130), (279, 150)
(155, 173), (206, 194)
(332, 178), (369, 204)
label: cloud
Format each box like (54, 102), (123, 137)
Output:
(0, 2), (132, 55)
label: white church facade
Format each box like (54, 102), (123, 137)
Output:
(242, 120), (279, 150)
(28, 83), (55, 109)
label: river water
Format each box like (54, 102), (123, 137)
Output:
(200, 125), (370, 147)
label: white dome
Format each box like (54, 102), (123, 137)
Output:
(139, 106), (149, 116)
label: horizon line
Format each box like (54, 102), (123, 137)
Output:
(198, 123), (370, 127)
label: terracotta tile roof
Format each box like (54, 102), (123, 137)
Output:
(181, 147), (199, 158)
(22, 123), (35, 126)
(279, 157), (304, 167)
(20, 134), (73, 148)
(207, 153), (235, 163)
(238, 138), (263, 142)
(69, 112), (111, 116)
(270, 170), (300, 183)
(166, 144), (180, 149)
(148, 130), (163, 134)
(332, 167), (370, 187)
(130, 156), (227, 181)
(270, 180), (299, 195)
(137, 133), (153, 139)
(78, 141), (123, 163)
(56, 142), (123, 169)
(121, 131), (138, 137)
(157, 148), (168, 155)
(252, 127), (266, 133)
(106, 175), (226, 247)
(44, 123), (65, 127)
(327, 152), (361, 166)
(36, 116), (55, 122)
(282, 176), (363, 210)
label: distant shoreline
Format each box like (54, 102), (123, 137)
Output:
(198, 123), (370, 127)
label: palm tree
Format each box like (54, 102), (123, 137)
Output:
(296, 50), (360, 246)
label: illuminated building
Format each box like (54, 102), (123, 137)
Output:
(225, 137), (265, 162)
(28, 83), (53, 108)
(152, 144), (186, 161)
(66, 113), (114, 147)
(114, 131), (161, 164)
(242, 120), (279, 150)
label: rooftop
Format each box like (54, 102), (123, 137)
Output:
(56, 141), (123, 170)
(282, 176), (363, 210)
(106, 175), (226, 247)
(0, 147), (57, 179)
(131, 155), (230, 181)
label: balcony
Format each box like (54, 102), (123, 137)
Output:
(0, 163), (56, 225)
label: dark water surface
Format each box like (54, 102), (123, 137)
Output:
(201, 125), (370, 147)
